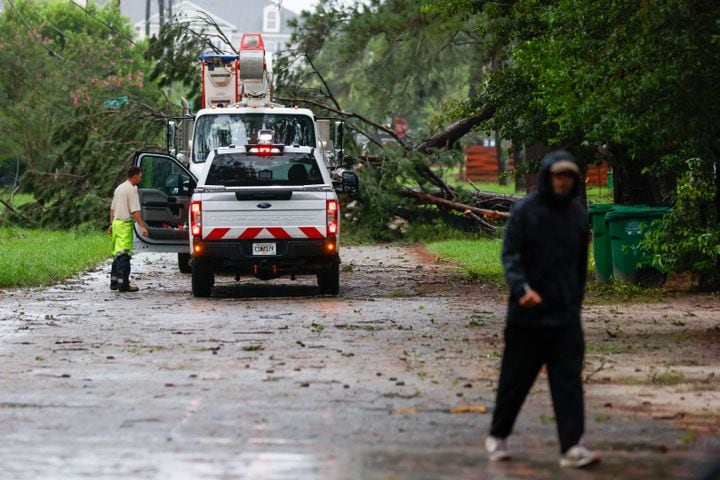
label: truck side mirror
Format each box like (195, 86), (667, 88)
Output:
(166, 120), (177, 156)
(341, 171), (359, 194)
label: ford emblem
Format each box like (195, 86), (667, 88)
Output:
(257, 202), (272, 209)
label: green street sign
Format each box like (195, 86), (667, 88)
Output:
(103, 95), (129, 108)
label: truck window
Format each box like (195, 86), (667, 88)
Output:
(204, 152), (324, 187)
(139, 154), (192, 196)
(192, 114), (316, 163)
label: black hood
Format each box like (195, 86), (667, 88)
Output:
(537, 150), (581, 202)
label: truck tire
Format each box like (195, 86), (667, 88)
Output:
(192, 257), (214, 297)
(178, 253), (192, 274)
(318, 263), (340, 295)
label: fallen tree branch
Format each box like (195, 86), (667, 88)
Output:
(419, 164), (456, 200)
(415, 106), (496, 153)
(463, 209), (500, 233)
(0, 198), (16, 213)
(304, 54), (342, 111)
(471, 189), (524, 203)
(274, 96), (408, 148)
(401, 188), (509, 221)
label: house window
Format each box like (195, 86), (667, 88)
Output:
(263, 5), (280, 33)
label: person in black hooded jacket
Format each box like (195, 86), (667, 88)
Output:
(484, 150), (601, 468)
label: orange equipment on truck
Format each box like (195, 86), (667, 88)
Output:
(199, 53), (239, 108)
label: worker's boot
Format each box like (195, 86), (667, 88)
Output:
(110, 258), (119, 291)
(115, 253), (136, 293)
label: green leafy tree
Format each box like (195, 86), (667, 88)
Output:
(292, 0), (720, 279)
(0, 0), (169, 228)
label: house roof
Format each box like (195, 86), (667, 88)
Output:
(136, 0), (237, 31)
(98, 0), (297, 36)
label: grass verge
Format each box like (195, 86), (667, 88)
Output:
(426, 238), (504, 284)
(435, 171), (615, 204)
(427, 238), (674, 302)
(0, 228), (110, 287)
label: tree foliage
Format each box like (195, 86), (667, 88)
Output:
(643, 158), (719, 289)
(0, 0), (168, 228)
(279, 0), (480, 135)
(288, 0), (720, 283)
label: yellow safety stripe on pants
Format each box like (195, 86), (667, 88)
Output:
(112, 219), (135, 256)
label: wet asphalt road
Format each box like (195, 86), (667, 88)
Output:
(0, 246), (717, 479)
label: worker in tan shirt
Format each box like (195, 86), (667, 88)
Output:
(108, 166), (149, 292)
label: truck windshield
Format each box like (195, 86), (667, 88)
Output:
(192, 113), (316, 163)
(204, 152), (325, 187)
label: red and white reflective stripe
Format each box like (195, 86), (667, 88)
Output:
(203, 226), (326, 240)
(204, 227), (229, 240)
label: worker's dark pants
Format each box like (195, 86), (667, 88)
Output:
(111, 253), (132, 291)
(490, 323), (585, 454)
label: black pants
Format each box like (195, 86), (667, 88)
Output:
(110, 253), (131, 291)
(490, 323), (585, 453)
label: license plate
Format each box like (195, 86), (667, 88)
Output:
(252, 243), (276, 256)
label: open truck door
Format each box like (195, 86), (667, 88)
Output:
(132, 151), (197, 272)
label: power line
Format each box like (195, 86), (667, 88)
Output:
(23, 0), (68, 43)
(5, 0), (65, 60)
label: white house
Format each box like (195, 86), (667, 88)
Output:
(97, 0), (298, 53)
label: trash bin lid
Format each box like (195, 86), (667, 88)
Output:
(588, 203), (615, 214)
(605, 205), (670, 221)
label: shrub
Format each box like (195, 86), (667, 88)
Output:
(643, 158), (719, 290)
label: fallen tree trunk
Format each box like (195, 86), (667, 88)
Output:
(471, 190), (524, 203)
(415, 106), (496, 153)
(425, 188), (520, 213)
(401, 188), (510, 221)
(471, 191), (521, 212)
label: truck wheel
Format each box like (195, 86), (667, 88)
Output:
(192, 257), (214, 297)
(178, 253), (192, 274)
(318, 263), (340, 295)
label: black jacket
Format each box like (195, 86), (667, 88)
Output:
(502, 151), (590, 327)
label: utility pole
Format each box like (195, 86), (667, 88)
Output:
(168, 0), (172, 25)
(145, 0), (150, 37)
(158, 0), (165, 30)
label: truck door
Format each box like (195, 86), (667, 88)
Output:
(132, 151), (197, 252)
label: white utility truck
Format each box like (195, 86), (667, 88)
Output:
(130, 33), (358, 297)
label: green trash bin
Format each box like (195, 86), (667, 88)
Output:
(606, 206), (671, 286)
(588, 204), (615, 284)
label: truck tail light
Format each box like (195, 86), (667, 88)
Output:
(327, 199), (338, 236)
(190, 201), (202, 238)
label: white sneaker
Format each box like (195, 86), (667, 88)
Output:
(485, 436), (511, 462)
(560, 445), (601, 468)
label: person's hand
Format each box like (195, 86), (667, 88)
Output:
(519, 288), (542, 308)
(107, 225), (112, 235)
(141, 226), (149, 237)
